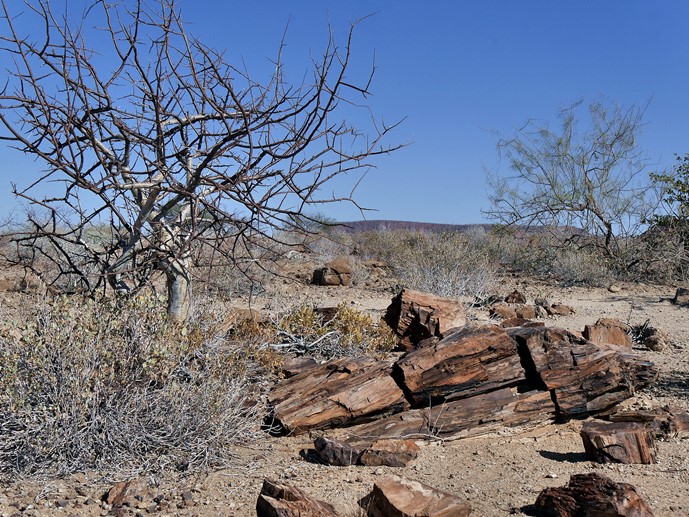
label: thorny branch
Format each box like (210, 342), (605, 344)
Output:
(0, 0), (402, 314)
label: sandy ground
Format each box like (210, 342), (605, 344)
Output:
(1, 266), (688, 516)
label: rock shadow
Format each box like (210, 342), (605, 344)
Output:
(538, 450), (587, 463)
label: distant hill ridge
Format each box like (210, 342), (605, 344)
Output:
(336, 220), (493, 234)
(335, 220), (584, 236)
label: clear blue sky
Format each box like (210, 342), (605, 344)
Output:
(2, 1), (689, 224)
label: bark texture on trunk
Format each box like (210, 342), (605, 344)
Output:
(165, 256), (192, 322)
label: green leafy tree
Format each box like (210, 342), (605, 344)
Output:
(650, 154), (689, 228)
(485, 100), (656, 269)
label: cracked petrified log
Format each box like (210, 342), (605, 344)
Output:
(393, 324), (526, 406)
(267, 324), (656, 437)
(534, 473), (654, 517)
(507, 326), (658, 416)
(384, 288), (467, 349)
(266, 357), (408, 435)
(581, 420), (657, 464)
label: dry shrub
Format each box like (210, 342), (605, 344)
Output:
(263, 303), (396, 359)
(493, 231), (615, 287)
(0, 294), (263, 479)
(353, 229), (499, 300)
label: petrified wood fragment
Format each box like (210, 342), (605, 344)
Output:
(256, 479), (338, 517)
(313, 436), (361, 466)
(534, 473), (654, 517)
(358, 439), (420, 467)
(583, 317), (632, 347)
(359, 475), (471, 517)
(581, 420), (657, 464)
(606, 406), (689, 439)
(384, 289), (467, 349)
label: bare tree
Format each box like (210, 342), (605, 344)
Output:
(485, 100), (656, 267)
(0, 0), (400, 320)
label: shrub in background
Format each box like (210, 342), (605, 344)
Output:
(352, 229), (499, 300)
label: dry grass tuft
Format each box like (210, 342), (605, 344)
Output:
(262, 303), (396, 360)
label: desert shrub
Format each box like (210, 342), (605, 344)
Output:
(0, 294), (263, 479)
(549, 248), (614, 286)
(353, 229), (499, 300)
(264, 303), (396, 359)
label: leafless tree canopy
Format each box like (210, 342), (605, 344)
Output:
(0, 0), (400, 318)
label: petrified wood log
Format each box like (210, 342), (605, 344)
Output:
(534, 473), (654, 517)
(384, 288), (467, 349)
(267, 357), (408, 435)
(393, 324), (526, 406)
(267, 323), (657, 439)
(508, 327), (658, 416)
(359, 475), (472, 517)
(581, 420), (657, 464)
(345, 387), (556, 442)
(256, 479), (338, 517)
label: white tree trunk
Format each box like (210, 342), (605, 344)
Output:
(165, 255), (192, 322)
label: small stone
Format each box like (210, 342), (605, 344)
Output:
(608, 284), (622, 293)
(673, 287), (689, 307)
(505, 290), (527, 304)
(546, 473), (558, 479)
